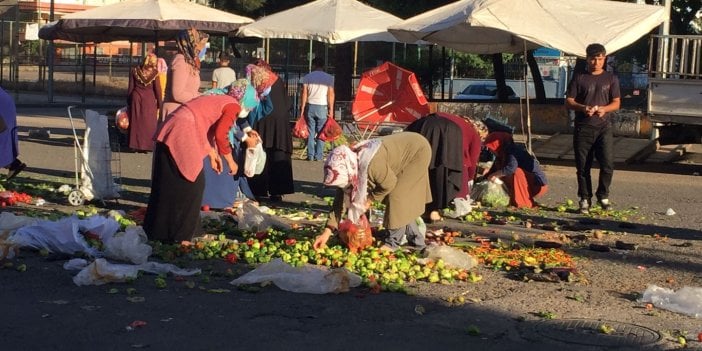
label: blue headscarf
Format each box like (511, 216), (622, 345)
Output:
(227, 78), (259, 111)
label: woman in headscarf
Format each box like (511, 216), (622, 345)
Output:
(245, 60), (295, 202)
(313, 132), (432, 251)
(483, 131), (548, 208)
(127, 53), (162, 151)
(405, 114), (464, 221)
(201, 78), (261, 209)
(143, 91), (259, 243)
(161, 28), (209, 121)
(0, 86), (25, 180)
(435, 112), (483, 197)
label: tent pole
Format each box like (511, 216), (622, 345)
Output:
(353, 41), (358, 76)
(92, 45), (97, 87)
(266, 38), (270, 62)
(48, 16), (55, 102)
(308, 40), (313, 71)
(81, 43), (86, 103)
(524, 41), (532, 153)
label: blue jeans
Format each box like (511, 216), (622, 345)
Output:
(305, 104), (327, 161)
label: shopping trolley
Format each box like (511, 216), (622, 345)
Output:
(66, 106), (122, 206)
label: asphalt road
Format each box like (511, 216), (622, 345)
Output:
(3, 107), (702, 351)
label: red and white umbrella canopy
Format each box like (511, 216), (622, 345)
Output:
(352, 62), (430, 125)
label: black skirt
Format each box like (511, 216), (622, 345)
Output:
(248, 148), (294, 197)
(143, 142), (205, 243)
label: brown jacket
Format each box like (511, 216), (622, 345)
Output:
(327, 132), (432, 230)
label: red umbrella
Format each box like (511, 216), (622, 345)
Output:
(351, 62), (430, 127)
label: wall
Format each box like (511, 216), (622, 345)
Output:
(434, 101), (651, 138)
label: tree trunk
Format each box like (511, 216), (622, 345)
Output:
(334, 43), (353, 102)
(526, 50), (546, 102)
(492, 53), (509, 102)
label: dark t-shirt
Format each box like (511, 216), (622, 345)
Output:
(566, 71), (620, 128)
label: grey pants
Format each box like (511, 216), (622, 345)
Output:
(384, 219), (426, 250)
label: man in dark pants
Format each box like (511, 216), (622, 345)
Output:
(565, 43), (621, 214)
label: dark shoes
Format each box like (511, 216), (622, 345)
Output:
(6, 160), (26, 181)
(269, 195), (283, 202)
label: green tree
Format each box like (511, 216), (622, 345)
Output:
(212, 0), (267, 16)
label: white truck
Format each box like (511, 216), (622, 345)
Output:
(647, 34), (702, 144)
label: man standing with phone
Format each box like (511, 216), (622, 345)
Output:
(566, 43), (621, 214)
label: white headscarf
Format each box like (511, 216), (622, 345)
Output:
(323, 139), (381, 223)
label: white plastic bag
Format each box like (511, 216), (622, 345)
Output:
(0, 212), (39, 232)
(243, 142), (266, 177)
(236, 201), (291, 231)
(103, 226), (152, 264)
(640, 285), (702, 318)
(11, 215), (120, 257)
(81, 110), (120, 200)
(230, 258), (362, 294)
(470, 179), (510, 207)
(444, 196), (474, 218)
(72, 258), (201, 286)
(63, 258), (89, 270)
(0, 212), (40, 259)
(418, 244), (478, 270)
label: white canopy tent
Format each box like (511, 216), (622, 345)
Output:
(237, 0), (401, 44)
(387, 0), (667, 57)
(39, 0), (253, 42)
(236, 0), (405, 72)
(388, 0), (668, 151)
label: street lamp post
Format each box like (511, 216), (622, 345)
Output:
(47, 0), (54, 102)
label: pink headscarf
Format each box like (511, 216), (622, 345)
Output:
(323, 139), (381, 223)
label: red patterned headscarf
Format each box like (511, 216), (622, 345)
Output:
(324, 139), (381, 223)
(133, 53), (159, 86)
(175, 28), (209, 72)
(484, 131), (514, 161)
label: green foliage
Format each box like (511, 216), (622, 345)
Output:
(212, 0), (267, 16)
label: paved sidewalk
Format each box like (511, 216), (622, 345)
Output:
(10, 90), (125, 108)
(12, 90), (700, 165)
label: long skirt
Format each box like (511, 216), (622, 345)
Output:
(144, 142), (204, 243)
(248, 148), (294, 197)
(505, 168), (548, 208)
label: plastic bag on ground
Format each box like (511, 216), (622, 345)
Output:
(103, 226), (152, 264)
(0, 212), (41, 259)
(230, 258), (362, 294)
(640, 285), (702, 318)
(236, 201), (291, 231)
(11, 215), (120, 257)
(63, 258), (89, 270)
(0, 212), (39, 232)
(470, 179), (510, 207)
(444, 196), (474, 218)
(72, 258), (201, 286)
(418, 244), (478, 270)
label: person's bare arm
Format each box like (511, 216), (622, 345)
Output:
(299, 84), (308, 117)
(595, 97), (621, 117)
(327, 87), (335, 118)
(566, 97), (597, 117)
